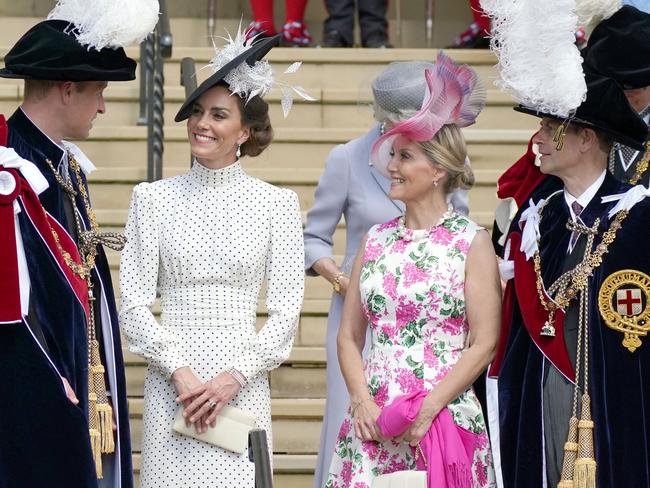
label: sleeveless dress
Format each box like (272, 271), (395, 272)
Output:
(326, 212), (495, 488)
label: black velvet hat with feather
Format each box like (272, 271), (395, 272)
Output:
(0, 0), (159, 82)
(515, 69), (649, 151)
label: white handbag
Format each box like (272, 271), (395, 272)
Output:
(372, 470), (427, 488)
(372, 444), (427, 488)
(172, 405), (257, 454)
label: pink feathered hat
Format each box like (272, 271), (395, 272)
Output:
(370, 51), (486, 178)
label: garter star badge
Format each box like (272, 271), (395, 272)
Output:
(598, 270), (650, 352)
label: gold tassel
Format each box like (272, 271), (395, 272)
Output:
(573, 394), (596, 488)
(557, 416), (579, 487)
(88, 385), (103, 478)
(97, 403), (115, 453)
(89, 428), (103, 479)
(90, 339), (115, 454)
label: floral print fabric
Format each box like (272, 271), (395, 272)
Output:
(326, 213), (495, 487)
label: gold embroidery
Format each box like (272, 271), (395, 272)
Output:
(598, 269), (650, 352)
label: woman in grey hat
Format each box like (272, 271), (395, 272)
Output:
(304, 61), (470, 487)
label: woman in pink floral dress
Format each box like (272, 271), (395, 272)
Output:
(325, 53), (501, 488)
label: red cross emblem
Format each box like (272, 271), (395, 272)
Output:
(616, 288), (643, 316)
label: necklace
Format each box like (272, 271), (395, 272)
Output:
(397, 205), (454, 242)
(532, 197), (629, 336)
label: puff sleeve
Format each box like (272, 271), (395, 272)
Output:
(231, 189), (305, 381)
(119, 183), (188, 378)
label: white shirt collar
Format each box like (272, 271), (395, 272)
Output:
(563, 169), (606, 221)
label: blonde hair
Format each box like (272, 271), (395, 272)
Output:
(417, 124), (474, 193)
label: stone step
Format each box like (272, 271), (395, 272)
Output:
(0, 0), (481, 48)
(125, 346), (328, 400)
(87, 168), (500, 223)
(47, 126), (531, 173)
(1, 47), (500, 91)
(0, 83), (536, 132)
(130, 452), (316, 488)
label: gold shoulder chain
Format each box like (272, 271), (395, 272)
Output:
(533, 201), (629, 336)
(628, 142), (650, 185)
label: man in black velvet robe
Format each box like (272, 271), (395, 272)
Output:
(490, 73), (650, 487)
(0, 20), (137, 488)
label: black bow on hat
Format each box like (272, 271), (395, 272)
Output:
(0, 20), (136, 82)
(174, 34), (280, 122)
(583, 5), (650, 89)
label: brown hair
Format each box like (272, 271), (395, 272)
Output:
(24, 80), (94, 101)
(566, 124), (614, 154)
(223, 82), (273, 158)
(23, 80), (59, 100)
(417, 124), (474, 194)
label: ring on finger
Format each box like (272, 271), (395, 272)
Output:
(207, 400), (217, 410)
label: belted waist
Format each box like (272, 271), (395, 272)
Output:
(159, 286), (257, 328)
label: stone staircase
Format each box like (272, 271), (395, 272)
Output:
(0, 13), (538, 488)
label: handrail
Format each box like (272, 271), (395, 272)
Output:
(139, 0), (173, 182)
(248, 429), (273, 488)
(180, 57), (197, 167)
(180, 57), (197, 97)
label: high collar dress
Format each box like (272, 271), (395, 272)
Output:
(119, 161), (304, 487)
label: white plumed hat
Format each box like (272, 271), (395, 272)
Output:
(47, 0), (160, 51)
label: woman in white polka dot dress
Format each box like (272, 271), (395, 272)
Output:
(119, 35), (305, 487)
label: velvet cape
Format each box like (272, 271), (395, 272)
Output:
(491, 172), (650, 488)
(4, 108), (133, 488)
(0, 162), (96, 484)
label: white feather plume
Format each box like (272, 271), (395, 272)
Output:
(576, 0), (622, 31)
(204, 24), (316, 117)
(48, 0), (160, 50)
(481, 0), (587, 117)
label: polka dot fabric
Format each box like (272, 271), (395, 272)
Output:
(119, 161), (305, 487)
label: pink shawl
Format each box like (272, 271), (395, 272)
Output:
(376, 390), (478, 488)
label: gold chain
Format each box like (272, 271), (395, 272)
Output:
(44, 152), (103, 275)
(49, 226), (89, 279)
(628, 142), (650, 185)
(533, 199), (629, 336)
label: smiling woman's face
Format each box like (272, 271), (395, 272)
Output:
(186, 85), (249, 167)
(385, 136), (444, 204)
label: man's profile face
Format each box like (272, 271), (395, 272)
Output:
(64, 81), (107, 140)
(531, 117), (582, 179)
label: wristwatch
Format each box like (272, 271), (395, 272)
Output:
(332, 272), (346, 294)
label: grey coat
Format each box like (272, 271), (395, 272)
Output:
(303, 124), (469, 487)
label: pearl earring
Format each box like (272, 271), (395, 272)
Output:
(236, 144), (241, 158)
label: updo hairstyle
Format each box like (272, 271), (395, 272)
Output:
(222, 82), (274, 157)
(418, 124), (475, 193)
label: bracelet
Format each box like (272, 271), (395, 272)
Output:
(226, 367), (247, 387)
(332, 272), (346, 294)
(351, 397), (372, 417)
